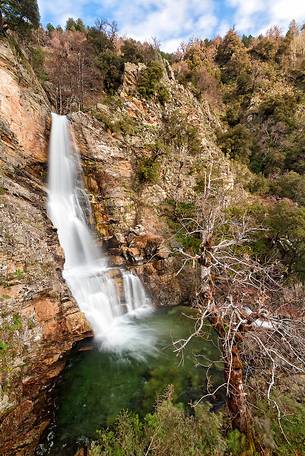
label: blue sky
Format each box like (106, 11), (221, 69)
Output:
(37, 0), (305, 51)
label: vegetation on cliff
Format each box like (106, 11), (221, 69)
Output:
(1, 5), (305, 456)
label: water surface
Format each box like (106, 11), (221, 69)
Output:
(38, 307), (223, 455)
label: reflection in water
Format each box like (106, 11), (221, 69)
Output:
(37, 307), (223, 456)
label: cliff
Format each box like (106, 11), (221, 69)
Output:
(0, 37), (235, 455)
(0, 38), (91, 455)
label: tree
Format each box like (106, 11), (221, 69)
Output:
(65, 17), (86, 33)
(174, 169), (305, 447)
(0, 0), (40, 33)
(46, 23), (55, 33)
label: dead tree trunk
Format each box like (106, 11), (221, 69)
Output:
(199, 235), (253, 436)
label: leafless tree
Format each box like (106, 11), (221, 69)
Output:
(173, 166), (305, 442)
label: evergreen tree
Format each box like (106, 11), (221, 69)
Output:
(46, 23), (55, 33)
(0, 0), (40, 33)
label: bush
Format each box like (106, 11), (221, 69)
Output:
(138, 61), (165, 100)
(0, 340), (8, 353)
(264, 201), (305, 281)
(163, 111), (202, 154)
(93, 111), (137, 136)
(89, 390), (226, 456)
(258, 94), (298, 128)
(30, 47), (48, 81)
(270, 171), (305, 206)
(138, 157), (160, 183)
(217, 124), (253, 163)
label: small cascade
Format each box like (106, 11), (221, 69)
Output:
(47, 113), (155, 357)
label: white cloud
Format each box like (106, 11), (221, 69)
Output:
(38, 0), (305, 52)
(38, 0), (219, 51)
(227, 0), (305, 35)
(113, 0), (218, 50)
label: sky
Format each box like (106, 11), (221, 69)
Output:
(37, 0), (305, 52)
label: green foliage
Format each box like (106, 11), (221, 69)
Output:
(86, 21), (124, 94)
(157, 84), (170, 105)
(0, 0), (40, 33)
(138, 157), (160, 184)
(165, 200), (201, 253)
(247, 174), (270, 195)
(138, 61), (168, 103)
(65, 17), (86, 32)
(265, 201), (305, 280)
(217, 124), (253, 163)
(121, 38), (145, 63)
(163, 111), (202, 154)
(46, 23), (55, 33)
(271, 397), (305, 455)
(30, 47), (47, 81)
(10, 314), (22, 331)
(14, 269), (25, 280)
(251, 36), (277, 61)
(270, 171), (305, 205)
(226, 429), (248, 455)
(216, 29), (244, 66)
(89, 392), (226, 456)
(92, 110), (137, 135)
(0, 340), (8, 352)
(97, 51), (124, 94)
(258, 93), (298, 128)
(254, 394), (305, 456)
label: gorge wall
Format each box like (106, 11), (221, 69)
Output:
(0, 36), (234, 455)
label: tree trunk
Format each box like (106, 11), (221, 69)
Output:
(224, 344), (251, 434)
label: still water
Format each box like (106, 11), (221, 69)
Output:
(37, 307), (223, 455)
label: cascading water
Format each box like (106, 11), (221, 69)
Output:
(47, 113), (155, 357)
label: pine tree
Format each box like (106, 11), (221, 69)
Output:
(0, 0), (40, 33)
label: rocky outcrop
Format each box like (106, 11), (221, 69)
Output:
(0, 37), (91, 455)
(70, 61), (233, 306)
(0, 38), (235, 455)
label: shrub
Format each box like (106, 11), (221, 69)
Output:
(270, 171), (305, 206)
(30, 47), (48, 81)
(138, 157), (160, 183)
(89, 390), (226, 456)
(0, 340), (8, 353)
(263, 201), (305, 281)
(163, 111), (202, 154)
(138, 61), (164, 100)
(93, 111), (137, 136)
(217, 124), (253, 163)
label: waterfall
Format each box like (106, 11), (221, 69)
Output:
(47, 113), (155, 357)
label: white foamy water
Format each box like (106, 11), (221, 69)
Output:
(47, 113), (155, 358)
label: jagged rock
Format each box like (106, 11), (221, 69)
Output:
(0, 38), (92, 456)
(0, 35), (236, 455)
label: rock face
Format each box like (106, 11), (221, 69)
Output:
(70, 61), (233, 307)
(0, 37), (235, 455)
(0, 38), (91, 455)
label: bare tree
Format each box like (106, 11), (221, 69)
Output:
(173, 166), (305, 442)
